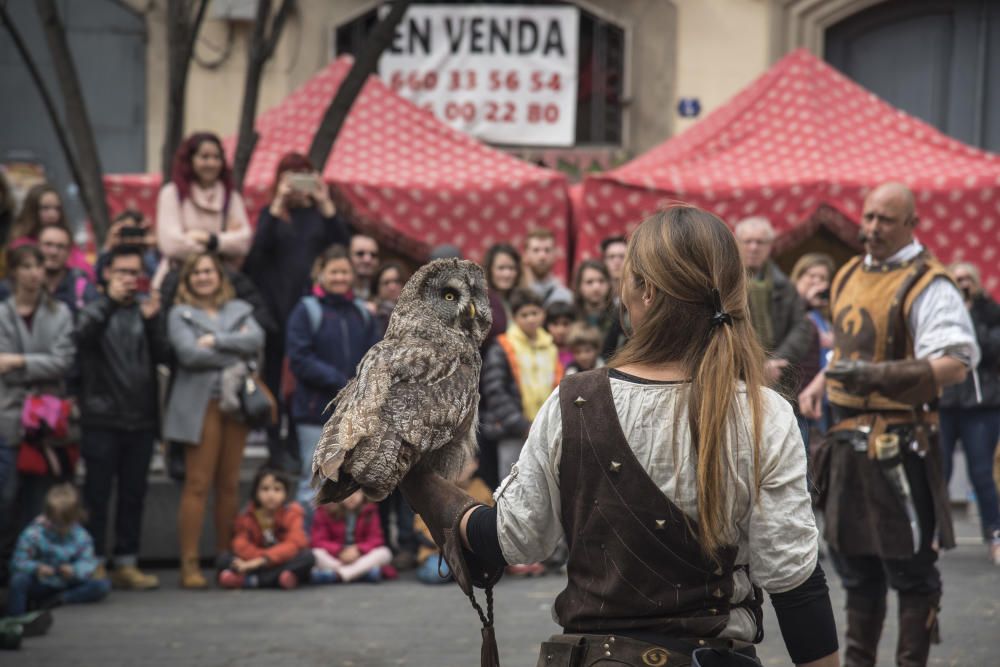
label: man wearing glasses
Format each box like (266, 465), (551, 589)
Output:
(76, 245), (169, 591)
(349, 235), (379, 301)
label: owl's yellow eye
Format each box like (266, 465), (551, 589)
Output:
(444, 293), (455, 301)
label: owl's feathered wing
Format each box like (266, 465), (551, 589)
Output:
(311, 335), (480, 504)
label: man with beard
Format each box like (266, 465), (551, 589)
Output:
(522, 229), (572, 306)
(37, 224), (97, 317)
(800, 182), (979, 667)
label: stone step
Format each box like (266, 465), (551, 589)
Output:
(90, 438), (300, 564)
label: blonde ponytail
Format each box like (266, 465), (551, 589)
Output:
(611, 207), (766, 560)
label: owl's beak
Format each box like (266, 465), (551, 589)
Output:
(466, 302), (476, 319)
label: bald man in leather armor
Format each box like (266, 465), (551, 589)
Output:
(800, 183), (980, 667)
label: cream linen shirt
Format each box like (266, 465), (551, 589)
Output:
(494, 377), (818, 641)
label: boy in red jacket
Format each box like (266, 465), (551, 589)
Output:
(216, 466), (315, 589)
(310, 490), (393, 583)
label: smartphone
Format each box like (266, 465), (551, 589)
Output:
(121, 226), (145, 240)
(287, 172), (316, 192)
(135, 275), (151, 295)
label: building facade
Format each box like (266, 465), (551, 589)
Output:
(1, 0), (997, 195)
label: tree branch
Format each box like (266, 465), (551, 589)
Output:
(263, 0), (294, 61)
(184, 0), (210, 62)
(0, 3), (89, 216)
(162, 0), (210, 180)
(232, 0), (297, 190)
(35, 0), (111, 241)
(307, 0), (412, 170)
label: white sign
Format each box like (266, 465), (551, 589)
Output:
(379, 4), (579, 146)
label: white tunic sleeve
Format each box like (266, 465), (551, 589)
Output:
(909, 277), (981, 368)
(745, 393), (819, 594)
(494, 388), (565, 565)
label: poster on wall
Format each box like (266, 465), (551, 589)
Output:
(379, 4), (580, 146)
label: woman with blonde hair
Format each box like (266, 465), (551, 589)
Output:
(163, 252), (264, 588)
(402, 207), (838, 666)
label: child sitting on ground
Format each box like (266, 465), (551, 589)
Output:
(217, 466), (314, 590)
(7, 484), (110, 616)
(311, 490), (393, 583)
(544, 300), (576, 370)
(564, 322), (606, 376)
(414, 457), (494, 584)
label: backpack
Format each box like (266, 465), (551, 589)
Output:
(280, 295), (372, 402)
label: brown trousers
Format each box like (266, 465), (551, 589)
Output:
(178, 400), (248, 560)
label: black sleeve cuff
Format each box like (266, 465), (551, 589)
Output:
(770, 563), (839, 664)
(464, 505), (507, 569)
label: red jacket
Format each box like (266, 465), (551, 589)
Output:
(310, 503), (385, 556)
(231, 502), (309, 565)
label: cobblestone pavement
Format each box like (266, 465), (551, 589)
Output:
(5, 524), (999, 666)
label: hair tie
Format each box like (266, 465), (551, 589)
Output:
(709, 288), (733, 328)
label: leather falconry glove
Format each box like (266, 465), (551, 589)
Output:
(400, 465), (505, 667)
(825, 359), (938, 406)
(399, 465), (504, 596)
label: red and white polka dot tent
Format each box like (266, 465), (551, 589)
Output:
(105, 56), (570, 271)
(578, 48), (1000, 295)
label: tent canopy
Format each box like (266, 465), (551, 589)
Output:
(105, 56), (570, 269)
(579, 48), (1000, 294)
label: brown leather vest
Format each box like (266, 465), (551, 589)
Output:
(554, 369), (754, 638)
(827, 251), (952, 411)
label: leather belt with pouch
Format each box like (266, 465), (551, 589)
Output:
(536, 633), (757, 667)
(829, 412), (937, 459)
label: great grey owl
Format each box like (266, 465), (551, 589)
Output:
(312, 258), (492, 504)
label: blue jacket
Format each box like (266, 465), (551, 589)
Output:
(11, 517), (100, 588)
(286, 291), (379, 424)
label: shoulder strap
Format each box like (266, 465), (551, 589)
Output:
(74, 274), (88, 310)
(303, 296), (323, 336)
(352, 297), (372, 328)
(831, 255), (863, 307)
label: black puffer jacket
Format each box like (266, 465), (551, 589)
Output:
(941, 293), (1000, 409)
(75, 295), (171, 430)
(479, 340), (530, 442)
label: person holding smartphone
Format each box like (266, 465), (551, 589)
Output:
(94, 210), (160, 290)
(243, 152), (349, 471)
(77, 244), (169, 590)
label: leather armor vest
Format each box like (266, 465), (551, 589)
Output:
(827, 251), (952, 411)
(553, 369), (760, 639)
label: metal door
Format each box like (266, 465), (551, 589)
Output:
(825, 0), (1000, 152)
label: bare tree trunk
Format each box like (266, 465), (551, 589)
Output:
(232, 0), (296, 191)
(307, 0), (411, 170)
(35, 0), (111, 242)
(0, 3), (89, 222)
(162, 0), (210, 181)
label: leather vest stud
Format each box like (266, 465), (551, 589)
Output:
(554, 369), (746, 638)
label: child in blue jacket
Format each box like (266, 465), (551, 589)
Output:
(7, 484), (110, 615)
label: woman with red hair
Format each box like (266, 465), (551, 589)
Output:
(243, 152), (348, 468)
(154, 133), (252, 282)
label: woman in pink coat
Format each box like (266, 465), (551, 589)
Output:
(154, 133), (251, 284)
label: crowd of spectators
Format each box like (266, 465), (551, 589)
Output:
(1, 131), (999, 645)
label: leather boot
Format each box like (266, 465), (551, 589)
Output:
(843, 591), (886, 667)
(896, 593), (940, 667)
(179, 557), (207, 590)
